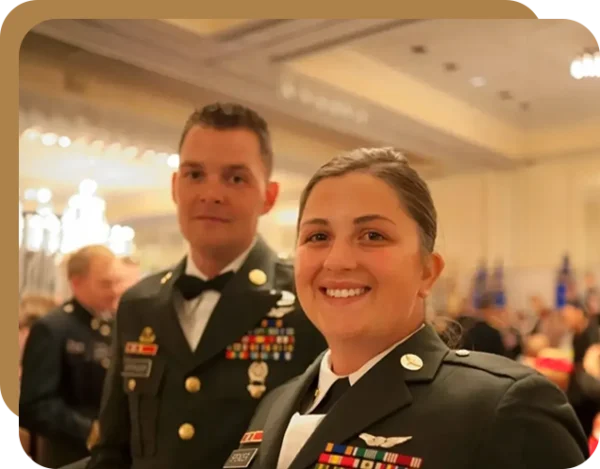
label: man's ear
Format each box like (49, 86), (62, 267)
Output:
(261, 181), (280, 215)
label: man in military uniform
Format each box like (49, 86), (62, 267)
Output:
(72, 103), (326, 469)
(20, 245), (120, 468)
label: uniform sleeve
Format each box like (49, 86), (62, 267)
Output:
(86, 306), (131, 469)
(475, 373), (589, 469)
(19, 320), (93, 444)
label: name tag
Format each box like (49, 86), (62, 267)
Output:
(223, 448), (258, 468)
(121, 357), (152, 378)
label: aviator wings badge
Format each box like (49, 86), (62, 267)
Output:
(359, 433), (413, 448)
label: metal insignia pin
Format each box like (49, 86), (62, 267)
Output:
(100, 324), (111, 337)
(139, 327), (156, 344)
(63, 304), (74, 313)
(91, 318), (100, 330)
(400, 354), (423, 371)
(277, 290), (296, 307)
(249, 269), (267, 286)
(359, 433), (413, 448)
(160, 272), (173, 284)
(247, 361), (269, 399)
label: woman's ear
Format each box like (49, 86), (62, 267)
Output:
(419, 252), (445, 298)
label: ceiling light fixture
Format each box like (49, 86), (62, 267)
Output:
(58, 136), (72, 148)
(41, 133), (58, 146)
(279, 81), (369, 125)
(469, 76), (486, 88)
(570, 50), (600, 79)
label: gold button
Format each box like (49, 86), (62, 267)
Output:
(128, 379), (136, 391)
(185, 377), (201, 393)
(178, 423), (195, 440)
(100, 324), (111, 337)
(249, 269), (267, 286)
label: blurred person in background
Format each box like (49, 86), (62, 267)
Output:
(114, 255), (143, 301)
(585, 288), (600, 317)
(19, 245), (120, 468)
(18, 293), (58, 379)
(563, 299), (600, 436)
(18, 293), (58, 456)
(530, 294), (569, 349)
(457, 291), (507, 356)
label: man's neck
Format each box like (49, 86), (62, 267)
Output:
(189, 241), (252, 279)
(73, 296), (99, 317)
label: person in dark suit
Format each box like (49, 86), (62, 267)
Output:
(65, 103), (326, 469)
(19, 245), (120, 468)
(564, 299), (600, 436)
(224, 147), (588, 469)
(455, 292), (507, 357)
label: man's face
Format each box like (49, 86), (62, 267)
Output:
(172, 126), (278, 254)
(71, 255), (120, 313)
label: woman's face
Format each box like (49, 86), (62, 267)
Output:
(295, 172), (443, 344)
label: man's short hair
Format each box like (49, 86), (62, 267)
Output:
(65, 245), (115, 279)
(178, 102), (273, 176)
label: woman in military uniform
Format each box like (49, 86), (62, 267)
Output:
(224, 147), (588, 469)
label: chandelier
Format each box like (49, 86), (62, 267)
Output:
(570, 50), (600, 79)
(19, 179), (136, 256)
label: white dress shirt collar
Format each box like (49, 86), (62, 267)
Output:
(308, 323), (425, 413)
(185, 236), (257, 281)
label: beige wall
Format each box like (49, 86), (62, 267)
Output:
(429, 154), (600, 307)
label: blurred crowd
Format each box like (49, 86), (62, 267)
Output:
(435, 275), (600, 453)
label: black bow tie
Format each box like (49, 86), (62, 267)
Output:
(175, 272), (235, 300)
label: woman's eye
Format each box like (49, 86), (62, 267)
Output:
(306, 233), (328, 243)
(362, 231), (385, 241)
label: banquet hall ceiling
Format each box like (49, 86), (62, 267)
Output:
(20, 18), (600, 219)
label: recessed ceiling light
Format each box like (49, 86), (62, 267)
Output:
(469, 76), (486, 87)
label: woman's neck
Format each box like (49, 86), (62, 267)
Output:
(327, 324), (424, 376)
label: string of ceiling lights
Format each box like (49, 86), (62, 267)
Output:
(21, 127), (181, 169)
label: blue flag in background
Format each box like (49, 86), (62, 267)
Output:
(472, 260), (488, 309)
(492, 261), (506, 308)
(555, 254), (571, 309)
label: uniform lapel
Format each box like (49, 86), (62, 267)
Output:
(155, 258), (196, 365)
(289, 326), (449, 469)
(192, 237), (283, 368)
(258, 356), (323, 469)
